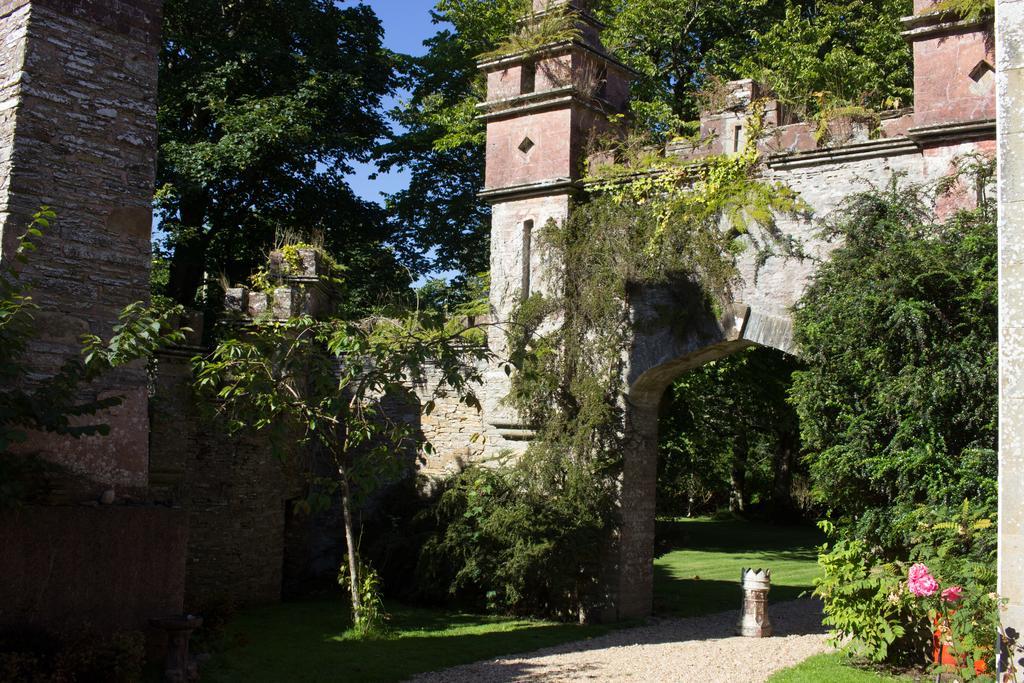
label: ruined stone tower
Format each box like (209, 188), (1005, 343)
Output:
(476, 0), (633, 449)
(0, 0), (162, 490)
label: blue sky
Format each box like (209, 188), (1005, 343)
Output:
(345, 0), (443, 204)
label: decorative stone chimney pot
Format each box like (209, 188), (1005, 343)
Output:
(738, 568), (773, 637)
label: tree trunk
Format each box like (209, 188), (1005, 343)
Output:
(730, 445), (748, 514)
(166, 194), (210, 307)
(339, 473), (362, 624)
(771, 430), (797, 521)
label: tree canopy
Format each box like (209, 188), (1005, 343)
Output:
(157, 0), (399, 310)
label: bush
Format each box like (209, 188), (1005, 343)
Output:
(417, 460), (613, 619)
(815, 501), (999, 677)
(791, 171), (997, 553)
(814, 525), (931, 665)
(0, 628), (146, 683)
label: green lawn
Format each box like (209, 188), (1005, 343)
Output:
(768, 653), (914, 682)
(200, 601), (617, 683)
(654, 516), (823, 617)
(203, 517), (903, 682)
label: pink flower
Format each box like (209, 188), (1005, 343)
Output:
(908, 563), (940, 597)
(941, 585), (963, 603)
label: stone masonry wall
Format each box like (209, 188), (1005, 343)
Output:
(0, 0), (162, 490)
(997, 0), (1024, 658)
(150, 347), (305, 609)
(0, 504), (187, 636)
(0, 4), (27, 229)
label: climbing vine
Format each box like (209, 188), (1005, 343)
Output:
(508, 104), (806, 485)
(422, 107), (808, 618)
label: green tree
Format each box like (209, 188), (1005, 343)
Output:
(739, 0), (913, 116)
(157, 0), (398, 309)
(658, 346), (802, 519)
(598, 0), (792, 129)
(194, 306), (490, 632)
(791, 167), (997, 552)
(377, 0), (523, 279)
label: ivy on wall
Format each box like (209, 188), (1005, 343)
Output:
(420, 109), (807, 617)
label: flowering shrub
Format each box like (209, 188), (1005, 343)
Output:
(814, 528), (930, 664)
(816, 503), (999, 678)
(907, 563), (939, 598)
(905, 561), (998, 680)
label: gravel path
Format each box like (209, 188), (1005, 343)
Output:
(408, 598), (831, 683)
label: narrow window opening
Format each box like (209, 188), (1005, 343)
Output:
(522, 220), (534, 298)
(596, 65), (608, 100)
(733, 124), (744, 153)
(969, 59), (994, 83)
(521, 62), (536, 95)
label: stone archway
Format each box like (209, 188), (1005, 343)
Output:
(612, 291), (796, 619)
(474, 0), (998, 622)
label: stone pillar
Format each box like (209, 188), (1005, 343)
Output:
(738, 568), (772, 637)
(997, 0), (1024, 660)
(0, 0), (163, 490)
(612, 401), (660, 620)
(477, 0), (632, 450)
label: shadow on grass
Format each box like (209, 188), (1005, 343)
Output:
(204, 595), (826, 683)
(203, 518), (826, 682)
(653, 571), (813, 617)
(201, 599), (619, 683)
(652, 517), (823, 619)
(654, 517), (823, 558)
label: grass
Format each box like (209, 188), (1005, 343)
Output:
(768, 652), (915, 682)
(200, 601), (617, 683)
(203, 516), (903, 682)
(653, 516), (823, 617)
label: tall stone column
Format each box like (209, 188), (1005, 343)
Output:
(613, 400), (660, 619)
(997, 0), (1024, 658)
(476, 0), (632, 448)
(0, 0), (163, 491)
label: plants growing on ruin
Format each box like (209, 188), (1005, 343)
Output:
(383, 0), (915, 291)
(935, 0), (994, 21)
(481, 1), (580, 60)
(420, 110), (807, 617)
(194, 306), (490, 632)
(1, 210), (186, 504)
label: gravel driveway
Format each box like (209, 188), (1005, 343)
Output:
(408, 598), (830, 683)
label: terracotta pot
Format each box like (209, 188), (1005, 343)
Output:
(933, 616), (988, 674)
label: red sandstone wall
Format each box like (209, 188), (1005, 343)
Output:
(911, 25), (995, 127)
(0, 505), (187, 634)
(485, 108), (574, 188)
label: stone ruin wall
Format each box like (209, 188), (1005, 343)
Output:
(997, 0), (1024, 652)
(434, 5), (998, 474)
(0, 0), (1013, 645)
(0, 0), (191, 641)
(0, 0), (162, 491)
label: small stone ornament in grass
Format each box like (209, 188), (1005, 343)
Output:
(739, 568), (772, 637)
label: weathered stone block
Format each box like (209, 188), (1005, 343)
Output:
(224, 286), (249, 314)
(272, 286), (301, 319)
(247, 291), (269, 318)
